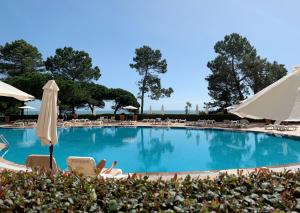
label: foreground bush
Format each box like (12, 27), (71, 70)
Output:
(0, 170), (300, 212)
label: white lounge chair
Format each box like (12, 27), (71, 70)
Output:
(265, 120), (282, 130)
(0, 157), (29, 172)
(12, 121), (25, 128)
(26, 155), (59, 174)
(67, 156), (122, 178)
(286, 125), (297, 131)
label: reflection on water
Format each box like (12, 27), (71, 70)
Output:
(1, 127), (300, 172)
(137, 128), (174, 172)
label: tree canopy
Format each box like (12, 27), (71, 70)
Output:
(0, 39), (44, 77)
(130, 45), (173, 114)
(206, 33), (287, 110)
(45, 47), (101, 82)
(109, 88), (140, 114)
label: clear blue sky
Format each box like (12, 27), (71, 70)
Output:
(1, 0), (300, 111)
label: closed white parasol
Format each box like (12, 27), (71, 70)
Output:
(36, 80), (59, 169)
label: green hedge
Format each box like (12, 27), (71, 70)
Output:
(7, 113), (242, 122)
(137, 113), (241, 122)
(77, 113), (242, 122)
(7, 113), (263, 122)
(0, 170), (299, 212)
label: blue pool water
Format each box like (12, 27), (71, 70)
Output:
(1, 127), (300, 173)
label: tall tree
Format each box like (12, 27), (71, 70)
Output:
(0, 39), (44, 77)
(206, 33), (287, 110)
(243, 58), (287, 94)
(55, 78), (88, 113)
(185, 101), (192, 115)
(208, 33), (256, 102)
(80, 82), (108, 113)
(130, 45), (173, 114)
(109, 88), (140, 115)
(45, 47), (101, 82)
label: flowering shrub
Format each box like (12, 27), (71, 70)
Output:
(0, 170), (300, 212)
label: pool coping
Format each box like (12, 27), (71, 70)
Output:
(1, 123), (300, 178)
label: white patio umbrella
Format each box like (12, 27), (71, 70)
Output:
(195, 104), (199, 114)
(230, 65), (300, 121)
(149, 105), (152, 114)
(122, 106), (138, 110)
(18, 105), (35, 116)
(0, 80), (34, 101)
(36, 80), (59, 170)
(161, 105), (165, 115)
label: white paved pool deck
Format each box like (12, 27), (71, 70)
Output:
(1, 122), (300, 180)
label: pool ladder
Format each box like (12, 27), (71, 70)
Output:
(0, 134), (9, 157)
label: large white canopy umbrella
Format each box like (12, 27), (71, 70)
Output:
(36, 80), (59, 170)
(122, 106), (138, 110)
(0, 80), (34, 101)
(18, 105), (36, 116)
(230, 65), (300, 121)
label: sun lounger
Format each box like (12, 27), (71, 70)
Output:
(286, 125), (297, 131)
(0, 157), (30, 172)
(67, 156), (122, 177)
(27, 121), (37, 127)
(12, 121), (25, 128)
(26, 155), (59, 174)
(239, 119), (249, 128)
(206, 120), (216, 127)
(161, 119), (171, 126)
(108, 116), (116, 123)
(91, 120), (103, 126)
(194, 120), (206, 127)
(275, 124), (287, 131)
(265, 120), (282, 130)
(178, 119), (186, 123)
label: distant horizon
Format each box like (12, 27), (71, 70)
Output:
(1, 0), (300, 110)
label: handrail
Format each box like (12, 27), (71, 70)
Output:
(0, 134), (9, 146)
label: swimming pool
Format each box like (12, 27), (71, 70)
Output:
(1, 127), (300, 173)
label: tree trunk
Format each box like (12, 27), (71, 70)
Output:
(231, 56), (244, 101)
(140, 71), (148, 114)
(114, 107), (118, 115)
(87, 103), (93, 113)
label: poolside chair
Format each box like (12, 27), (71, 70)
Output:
(161, 119), (171, 126)
(153, 118), (162, 125)
(27, 121), (37, 127)
(67, 156), (122, 177)
(109, 116), (116, 123)
(119, 115), (125, 125)
(178, 119), (186, 123)
(223, 120), (231, 128)
(239, 119), (250, 128)
(265, 120), (281, 130)
(126, 115), (138, 125)
(286, 125), (297, 131)
(25, 155), (59, 174)
(12, 121), (25, 128)
(92, 120), (103, 126)
(0, 157), (30, 172)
